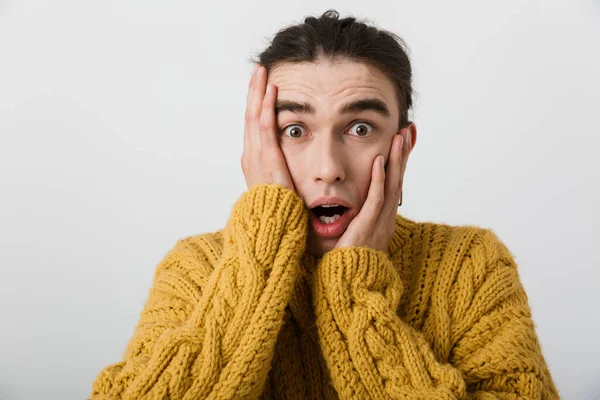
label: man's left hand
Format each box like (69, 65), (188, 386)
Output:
(333, 129), (411, 253)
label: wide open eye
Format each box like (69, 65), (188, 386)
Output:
(348, 122), (374, 137)
(282, 125), (306, 139)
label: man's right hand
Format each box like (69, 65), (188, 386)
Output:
(241, 65), (296, 192)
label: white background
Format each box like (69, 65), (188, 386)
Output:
(1, 1), (599, 399)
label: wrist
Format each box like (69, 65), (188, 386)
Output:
(226, 183), (307, 266)
(317, 246), (399, 291)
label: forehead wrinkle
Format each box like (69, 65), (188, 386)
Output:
(330, 84), (388, 103)
(271, 69), (387, 98)
(329, 79), (398, 121)
(270, 66), (398, 121)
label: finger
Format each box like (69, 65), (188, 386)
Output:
(246, 63), (260, 105)
(244, 65), (261, 152)
(259, 83), (279, 150)
(246, 64), (264, 110)
(353, 155), (386, 230)
(244, 64), (259, 149)
(398, 129), (410, 199)
(245, 66), (267, 147)
(382, 132), (405, 218)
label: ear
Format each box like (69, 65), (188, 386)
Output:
(398, 122), (417, 153)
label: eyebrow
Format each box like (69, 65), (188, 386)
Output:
(275, 98), (391, 119)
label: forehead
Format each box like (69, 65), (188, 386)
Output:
(268, 60), (399, 119)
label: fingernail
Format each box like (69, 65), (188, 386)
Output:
(380, 155), (385, 169)
(253, 64), (259, 74)
(266, 83), (272, 95)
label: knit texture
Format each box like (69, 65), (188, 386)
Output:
(91, 184), (559, 399)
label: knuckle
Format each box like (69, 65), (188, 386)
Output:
(241, 154), (250, 169)
(248, 76), (257, 89)
(246, 112), (259, 124)
(258, 116), (268, 129)
(259, 116), (272, 131)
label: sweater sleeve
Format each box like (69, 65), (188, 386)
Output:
(312, 229), (559, 399)
(90, 184), (308, 400)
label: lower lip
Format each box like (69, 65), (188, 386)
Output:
(309, 209), (352, 238)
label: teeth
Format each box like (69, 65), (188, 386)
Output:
(321, 204), (340, 208)
(319, 214), (341, 224)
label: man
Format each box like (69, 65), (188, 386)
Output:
(91, 10), (559, 399)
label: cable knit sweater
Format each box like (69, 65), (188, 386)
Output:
(91, 184), (558, 399)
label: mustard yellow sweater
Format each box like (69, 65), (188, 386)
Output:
(91, 184), (558, 399)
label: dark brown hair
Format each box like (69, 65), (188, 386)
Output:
(252, 9), (414, 129)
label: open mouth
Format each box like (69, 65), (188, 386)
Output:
(310, 205), (350, 224)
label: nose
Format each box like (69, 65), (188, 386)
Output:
(310, 136), (346, 184)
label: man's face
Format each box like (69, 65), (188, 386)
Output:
(268, 59), (415, 256)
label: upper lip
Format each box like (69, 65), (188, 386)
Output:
(308, 196), (352, 210)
